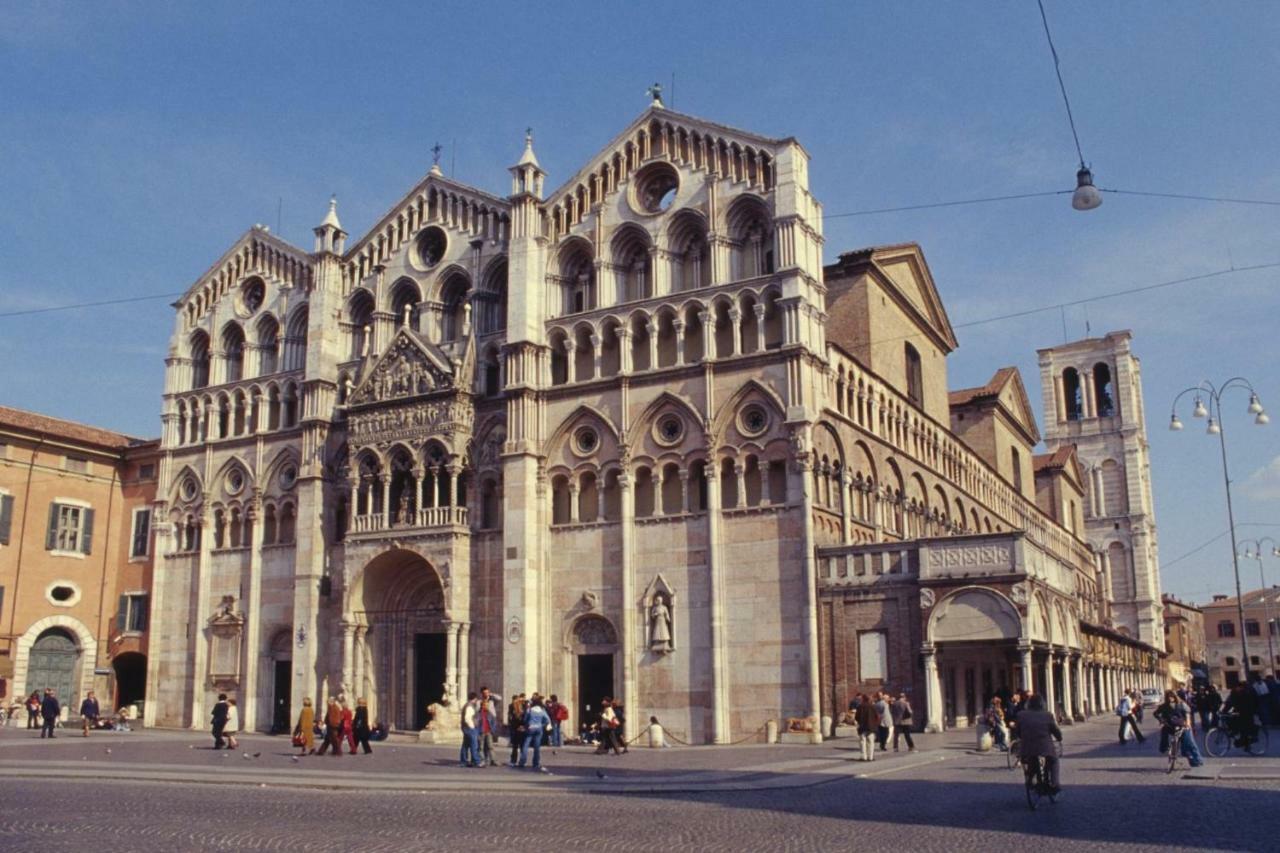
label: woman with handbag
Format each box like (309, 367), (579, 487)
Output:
(294, 697), (315, 755)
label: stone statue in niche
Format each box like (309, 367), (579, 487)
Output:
(397, 494), (413, 525)
(649, 593), (673, 653)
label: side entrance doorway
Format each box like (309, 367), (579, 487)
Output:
(413, 633), (446, 730)
(273, 659), (292, 733)
(577, 653), (614, 734)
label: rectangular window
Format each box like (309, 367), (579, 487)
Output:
(1245, 620), (1261, 637)
(1225, 656), (1236, 666)
(64, 455), (88, 473)
(858, 630), (888, 681)
(0, 493), (14, 546)
(139, 463), (157, 480)
(116, 593), (149, 633)
(1217, 620), (1236, 638)
(130, 508), (152, 559)
(45, 502), (94, 555)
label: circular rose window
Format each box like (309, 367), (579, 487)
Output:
(279, 464), (298, 490)
(654, 413), (684, 446)
(181, 476), (199, 502)
(573, 426), (599, 455)
(738, 404), (769, 437)
(415, 226), (448, 269)
(225, 469), (245, 496)
(238, 277), (265, 316)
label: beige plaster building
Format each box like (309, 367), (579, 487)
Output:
(146, 101), (1164, 740)
(0, 406), (157, 715)
(1203, 587), (1280, 686)
(1162, 594), (1206, 687)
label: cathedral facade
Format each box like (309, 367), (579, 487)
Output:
(146, 102), (1162, 741)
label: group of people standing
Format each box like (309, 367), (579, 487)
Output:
(292, 696), (375, 756)
(849, 691), (915, 761)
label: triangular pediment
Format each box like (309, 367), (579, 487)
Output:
(348, 329), (456, 406)
(990, 367), (1041, 445)
(867, 244), (958, 353)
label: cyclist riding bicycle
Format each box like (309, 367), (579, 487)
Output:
(1153, 689), (1203, 767)
(1016, 694), (1062, 790)
(1222, 682), (1260, 748)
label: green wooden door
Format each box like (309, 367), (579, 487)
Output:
(25, 629), (79, 710)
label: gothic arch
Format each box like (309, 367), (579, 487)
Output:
(709, 378), (787, 442)
(927, 587), (1022, 643)
(545, 403), (622, 460)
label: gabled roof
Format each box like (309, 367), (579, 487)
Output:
(343, 171), (510, 262)
(0, 405), (152, 451)
(177, 225), (311, 306)
(949, 366), (1041, 445)
(544, 104), (794, 206)
(1034, 444), (1083, 489)
(825, 243), (959, 353)
(346, 326), (459, 408)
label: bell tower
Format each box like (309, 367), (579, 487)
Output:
(1038, 330), (1164, 645)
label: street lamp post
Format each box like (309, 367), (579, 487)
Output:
(1240, 538), (1279, 675)
(1170, 378), (1269, 684)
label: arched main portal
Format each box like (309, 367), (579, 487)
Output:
(927, 588), (1022, 728)
(26, 628), (81, 708)
(350, 549), (448, 730)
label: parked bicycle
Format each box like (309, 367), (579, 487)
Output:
(1204, 711), (1269, 758)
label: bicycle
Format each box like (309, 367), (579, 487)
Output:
(1023, 754), (1059, 810)
(1166, 725), (1189, 774)
(1204, 712), (1269, 758)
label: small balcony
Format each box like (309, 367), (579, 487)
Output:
(351, 505), (469, 535)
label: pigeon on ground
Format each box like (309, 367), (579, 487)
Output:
(290, 756), (300, 763)
(253, 752), (261, 758)
(596, 770), (606, 779)
(104, 748), (112, 755)
(242, 753), (252, 760)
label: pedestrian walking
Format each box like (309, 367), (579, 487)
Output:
(519, 697), (551, 770)
(341, 699), (355, 754)
(316, 699), (345, 756)
(351, 698), (372, 755)
(873, 691), (892, 752)
(80, 691), (100, 737)
(854, 692), (879, 761)
(546, 694), (567, 748)
(478, 687), (498, 765)
(460, 692), (480, 767)
(26, 692), (41, 729)
(597, 698), (623, 755)
(294, 697), (316, 755)
(614, 702), (630, 753)
(1116, 691), (1145, 745)
(891, 693), (916, 752)
(224, 698), (240, 750)
(507, 693), (526, 766)
(210, 693), (229, 749)
(40, 689), (60, 739)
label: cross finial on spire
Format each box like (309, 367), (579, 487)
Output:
(430, 142), (444, 176)
(525, 126), (533, 142)
(647, 82), (664, 107)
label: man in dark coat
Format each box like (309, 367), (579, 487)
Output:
(40, 688), (61, 738)
(1017, 694), (1063, 789)
(210, 693), (229, 749)
(80, 691), (100, 737)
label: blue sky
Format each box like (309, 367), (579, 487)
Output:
(2, 1), (1278, 603)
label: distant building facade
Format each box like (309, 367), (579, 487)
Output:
(143, 102), (1166, 740)
(1162, 594), (1205, 687)
(1203, 588), (1280, 687)
(0, 406), (157, 714)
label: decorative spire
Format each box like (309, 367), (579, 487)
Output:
(516, 127), (541, 169)
(647, 82), (664, 108)
(430, 142), (443, 176)
(319, 195), (342, 230)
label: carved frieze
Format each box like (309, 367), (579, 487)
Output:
(348, 399), (474, 445)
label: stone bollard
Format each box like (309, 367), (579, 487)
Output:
(766, 719), (779, 744)
(975, 723), (993, 752)
(649, 724), (666, 748)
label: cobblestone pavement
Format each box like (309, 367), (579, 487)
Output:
(0, 720), (1275, 852)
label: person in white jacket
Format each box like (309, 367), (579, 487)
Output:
(225, 698), (241, 750)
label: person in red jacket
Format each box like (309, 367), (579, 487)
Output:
(341, 699), (356, 755)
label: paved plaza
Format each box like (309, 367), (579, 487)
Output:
(0, 718), (1275, 851)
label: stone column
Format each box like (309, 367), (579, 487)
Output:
(447, 465), (459, 508)
(922, 644), (944, 733)
(704, 453), (729, 743)
(444, 623), (459, 715)
(457, 623), (470, 704)
(353, 626), (367, 701)
(242, 495), (265, 729)
(1058, 652), (1072, 724)
(619, 470), (637, 718)
(568, 481), (579, 523)
(562, 338), (576, 384)
(734, 462), (747, 508)
(590, 333), (602, 380)
(838, 469), (851, 544)
(189, 506), (213, 728)
(340, 620), (356, 697)
(349, 479), (359, 529)
(753, 303), (766, 352)
(1073, 655), (1085, 719)
(646, 321), (658, 370)
(1044, 651), (1057, 715)
(1019, 642), (1034, 692)
(414, 468), (425, 517)
(729, 307), (742, 356)
(381, 477), (391, 528)
(698, 310), (712, 361)
(673, 318), (686, 365)
(618, 327), (632, 374)
(796, 438), (823, 739)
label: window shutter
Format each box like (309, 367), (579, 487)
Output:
(0, 494), (13, 545)
(137, 596), (149, 632)
(46, 503), (60, 550)
(138, 509), (151, 555)
(117, 595), (128, 631)
(80, 507), (95, 554)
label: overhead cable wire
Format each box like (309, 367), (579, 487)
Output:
(1037, 0), (1088, 168)
(0, 292), (181, 319)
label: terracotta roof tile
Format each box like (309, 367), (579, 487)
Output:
(0, 405), (149, 450)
